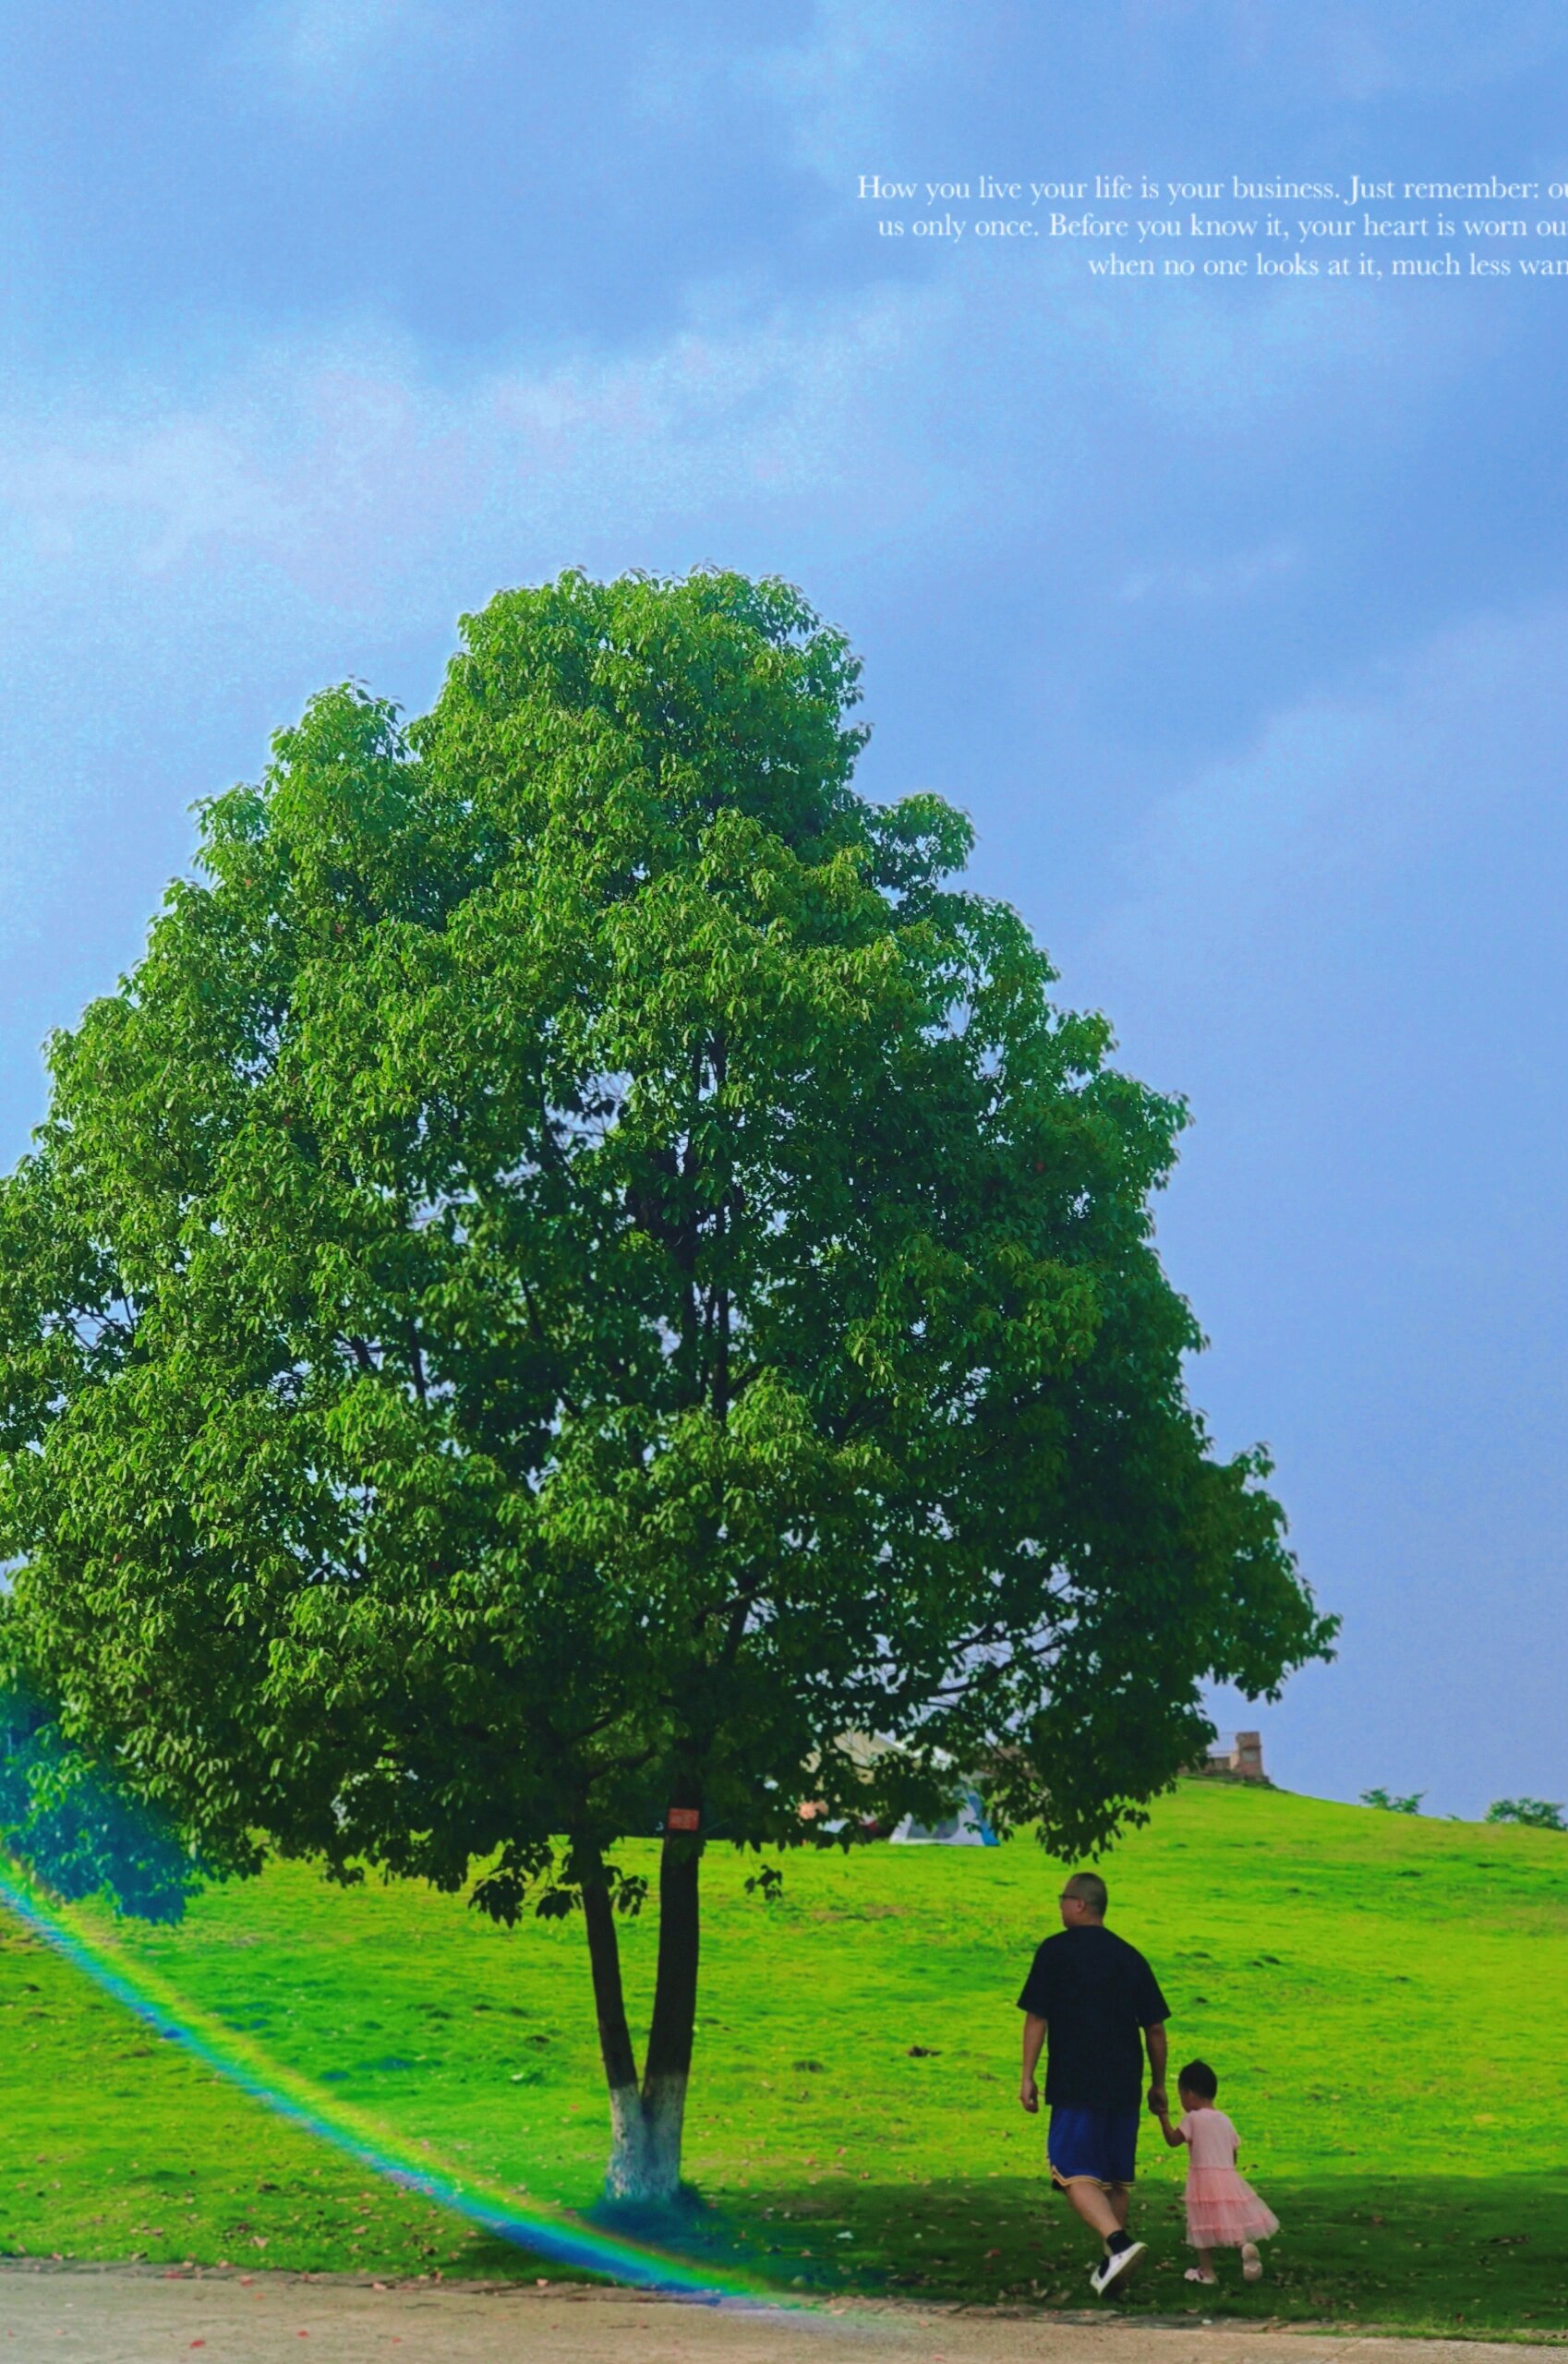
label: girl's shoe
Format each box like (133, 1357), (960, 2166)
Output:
(1184, 2268), (1218, 2284)
(1241, 2244), (1263, 2282)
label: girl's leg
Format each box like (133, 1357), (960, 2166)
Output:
(1241, 2242), (1263, 2282)
(1185, 2248), (1218, 2284)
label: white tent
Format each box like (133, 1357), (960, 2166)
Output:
(889, 1786), (998, 1846)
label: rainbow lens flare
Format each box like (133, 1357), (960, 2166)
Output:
(0, 1859), (806, 2309)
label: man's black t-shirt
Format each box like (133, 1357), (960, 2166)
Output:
(1016, 1924), (1169, 2111)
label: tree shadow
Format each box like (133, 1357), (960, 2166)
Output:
(508, 2170), (1568, 2332)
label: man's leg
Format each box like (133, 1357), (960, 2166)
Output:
(1060, 2176), (1122, 2245)
(1060, 2177), (1146, 2296)
(1047, 2110), (1143, 2293)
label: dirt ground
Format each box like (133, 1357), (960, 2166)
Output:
(0, 2268), (1562, 2364)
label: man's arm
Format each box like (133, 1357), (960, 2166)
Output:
(1019, 2012), (1046, 2113)
(1144, 2018), (1168, 2116)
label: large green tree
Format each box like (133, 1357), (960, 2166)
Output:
(0, 570), (1333, 2201)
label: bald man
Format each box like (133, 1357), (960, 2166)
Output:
(1018, 1869), (1170, 2297)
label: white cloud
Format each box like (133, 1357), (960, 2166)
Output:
(635, 1), (950, 183)
(1313, 1), (1568, 99)
(233, 0), (480, 107)
(1094, 601), (1568, 994)
(748, 0), (951, 181)
(1119, 541), (1300, 604)
(0, 413), (290, 573)
(0, 283), (950, 614)
(0, 201), (1494, 637)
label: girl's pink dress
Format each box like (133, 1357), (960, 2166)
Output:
(1180, 2109), (1280, 2249)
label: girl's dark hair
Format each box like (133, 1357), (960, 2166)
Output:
(1177, 2059), (1219, 2099)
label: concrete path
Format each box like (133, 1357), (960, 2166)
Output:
(0, 2270), (1561, 2364)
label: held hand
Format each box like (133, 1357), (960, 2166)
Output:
(1147, 2085), (1168, 2116)
(1019, 2077), (1040, 2115)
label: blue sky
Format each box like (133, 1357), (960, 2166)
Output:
(3, 1), (1565, 1816)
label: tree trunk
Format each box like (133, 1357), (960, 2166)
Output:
(637, 1827), (700, 2198)
(584, 1832), (702, 2207)
(603, 2068), (688, 2206)
(582, 1872), (648, 2201)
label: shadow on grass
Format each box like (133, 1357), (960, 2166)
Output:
(447, 2173), (1568, 2334)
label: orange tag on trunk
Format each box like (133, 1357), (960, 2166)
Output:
(665, 1806), (700, 1832)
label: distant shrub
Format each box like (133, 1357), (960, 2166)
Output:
(1485, 1798), (1566, 1831)
(1361, 1787), (1425, 1815)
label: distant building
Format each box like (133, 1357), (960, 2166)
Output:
(1188, 1730), (1268, 1783)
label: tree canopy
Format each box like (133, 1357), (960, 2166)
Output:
(0, 568), (1333, 2198)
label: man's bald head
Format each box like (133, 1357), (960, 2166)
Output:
(1059, 1870), (1108, 1924)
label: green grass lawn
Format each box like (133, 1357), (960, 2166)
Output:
(4, 1779), (1567, 2335)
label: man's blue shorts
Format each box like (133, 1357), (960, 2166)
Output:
(1047, 2104), (1140, 2189)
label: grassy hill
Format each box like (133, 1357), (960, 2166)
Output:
(3, 1779), (1566, 2334)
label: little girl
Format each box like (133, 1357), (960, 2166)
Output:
(1156, 2058), (1279, 2285)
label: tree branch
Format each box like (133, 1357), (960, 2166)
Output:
(518, 1276), (582, 1419)
(405, 1319), (428, 1406)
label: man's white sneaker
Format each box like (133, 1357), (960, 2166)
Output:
(1090, 2239), (1146, 2297)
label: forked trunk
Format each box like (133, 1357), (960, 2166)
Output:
(583, 1832), (702, 2207)
(602, 2069), (690, 2204)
